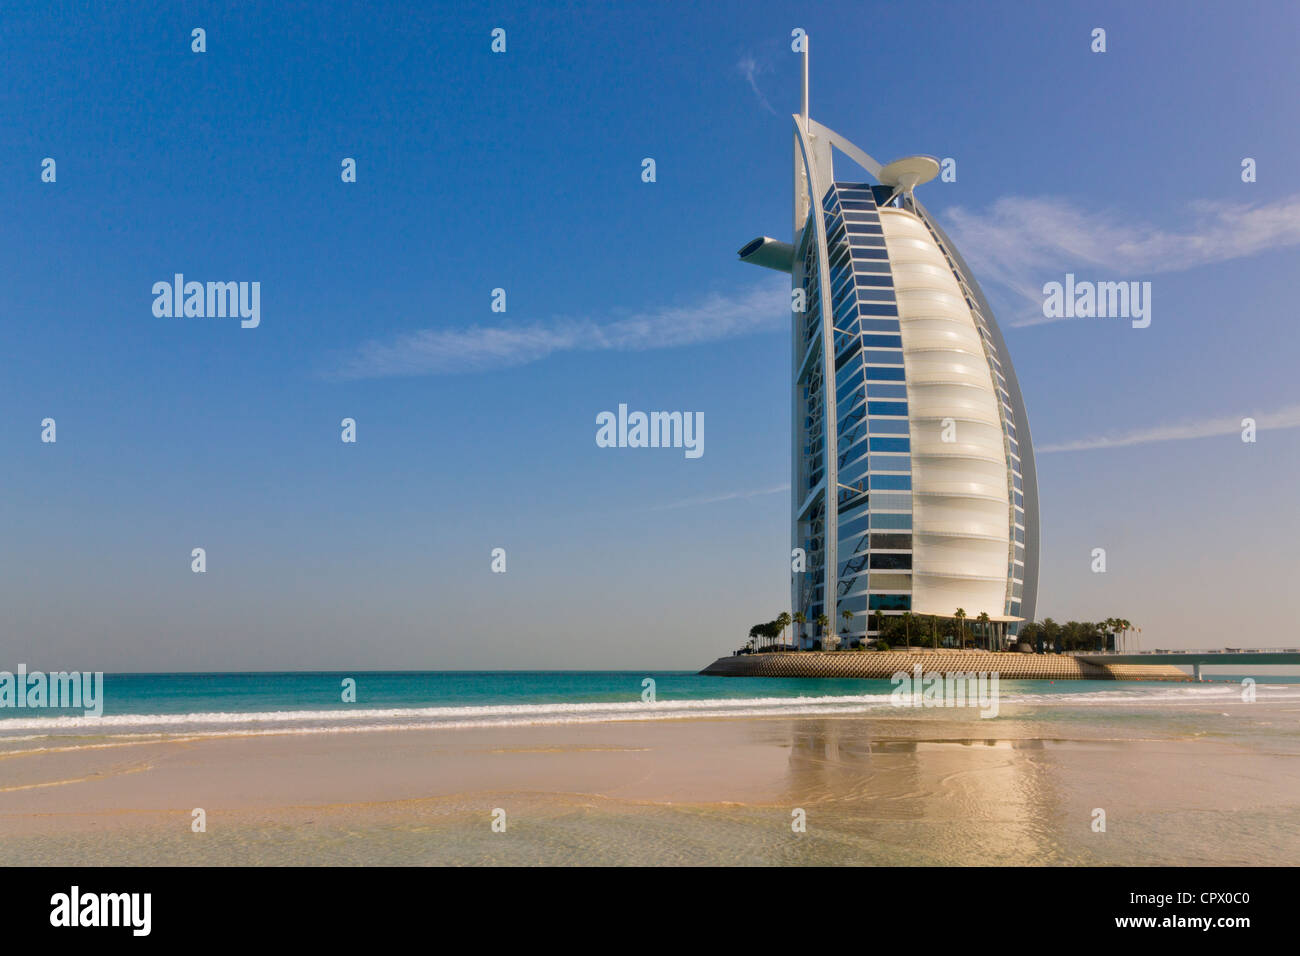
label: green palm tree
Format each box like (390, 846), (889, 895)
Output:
(841, 609), (854, 642)
(954, 608), (967, 649)
(776, 612), (792, 651)
(816, 613), (830, 648)
(976, 611), (991, 651)
(901, 610), (915, 649)
(930, 614), (939, 650)
(792, 612), (806, 650)
(1042, 617), (1059, 653)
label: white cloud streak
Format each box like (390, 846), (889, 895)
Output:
(944, 193), (1300, 326)
(1039, 403), (1300, 454)
(652, 483), (789, 511)
(332, 281), (787, 379)
(737, 54), (778, 115)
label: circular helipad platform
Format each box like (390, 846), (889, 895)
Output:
(877, 155), (941, 192)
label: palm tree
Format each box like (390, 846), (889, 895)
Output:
(976, 611), (992, 651)
(841, 609), (854, 643)
(954, 608), (967, 649)
(776, 612), (792, 651)
(816, 614), (830, 648)
(901, 610), (915, 649)
(1042, 617), (1059, 653)
(792, 612), (806, 650)
(930, 614), (939, 650)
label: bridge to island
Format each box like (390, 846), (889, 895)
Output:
(1070, 648), (1300, 681)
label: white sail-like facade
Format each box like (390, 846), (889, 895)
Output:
(881, 208), (1011, 620)
(738, 39), (1038, 648)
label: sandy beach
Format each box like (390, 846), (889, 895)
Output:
(4, 696), (1299, 865)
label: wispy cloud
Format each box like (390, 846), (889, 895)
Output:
(945, 193), (1300, 326)
(331, 281), (787, 379)
(737, 54), (778, 115)
(1039, 403), (1300, 454)
(653, 483), (789, 511)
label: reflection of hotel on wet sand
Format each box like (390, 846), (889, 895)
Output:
(779, 718), (1059, 860)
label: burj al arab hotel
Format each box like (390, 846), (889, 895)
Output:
(739, 37), (1039, 648)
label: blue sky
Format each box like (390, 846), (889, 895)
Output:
(2, 0), (1298, 670)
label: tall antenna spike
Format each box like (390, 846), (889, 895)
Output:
(801, 34), (809, 123)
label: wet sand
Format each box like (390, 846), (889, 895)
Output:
(3, 703), (1299, 865)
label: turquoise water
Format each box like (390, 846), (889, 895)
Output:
(1, 669), (1297, 739)
(6, 670), (890, 716)
(8, 670), (1297, 715)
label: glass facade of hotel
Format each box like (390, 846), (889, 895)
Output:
(790, 182), (1038, 645)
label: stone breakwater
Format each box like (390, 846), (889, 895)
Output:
(700, 650), (1191, 681)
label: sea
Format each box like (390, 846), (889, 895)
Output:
(3, 669), (1298, 743)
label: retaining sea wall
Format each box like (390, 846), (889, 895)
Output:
(700, 650), (1190, 681)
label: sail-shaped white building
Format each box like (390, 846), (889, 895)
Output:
(739, 39), (1038, 648)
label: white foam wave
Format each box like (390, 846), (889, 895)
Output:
(1, 683), (1296, 740)
(0, 693), (897, 734)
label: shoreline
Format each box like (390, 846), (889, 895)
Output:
(3, 697), (1298, 865)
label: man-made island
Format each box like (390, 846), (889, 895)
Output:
(700, 649), (1190, 681)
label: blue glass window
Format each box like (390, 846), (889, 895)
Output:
(857, 303), (897, 319)
(870, 454), (910, 473)
(868, 383), (907, 398)
(862, 334), (903, 349)
(865, 353), (904, 368)
(867, 400), (908, 416)
(871, 513), (912, 530)
(868, 419), (909, 435)
(869, 493), (912, 510)
(865, 365), (905, 381)
(840, 457), (870, 487)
